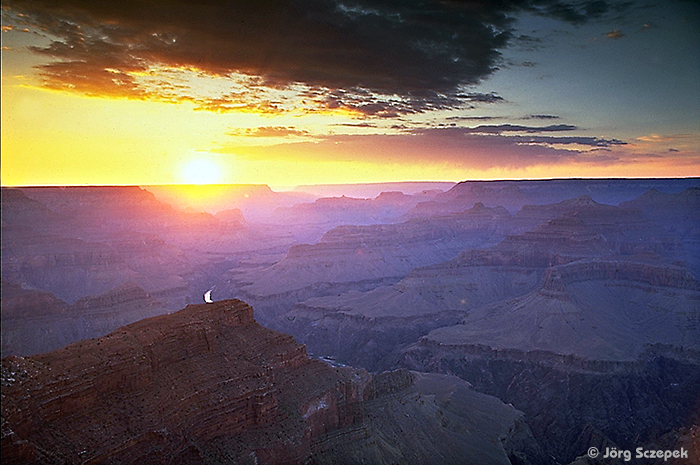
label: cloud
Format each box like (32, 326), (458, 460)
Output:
(605, 29), (624, 39)
(215, 126), (629, 170)
(459, 124), (578, 133)
(227, 126), (312, 138)
(513, 34), (544, 52)
(412, 127), (626, 147)
(334, 122), (379, 128)
(526, 0), (618, 25)
(3, 0), (629, 114)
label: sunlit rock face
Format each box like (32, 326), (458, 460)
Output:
(1, 299), (548, 465)
(1, 300), (360, 464)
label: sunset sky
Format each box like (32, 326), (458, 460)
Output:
(2, 0), (699, 187)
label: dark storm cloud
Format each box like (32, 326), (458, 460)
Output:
(527, 0), (616, 24)
(4, 0), (630, 113)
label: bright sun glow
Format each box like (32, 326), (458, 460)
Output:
(180, 158), (223, 184)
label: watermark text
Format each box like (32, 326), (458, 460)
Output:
(587, 446), (689, 462)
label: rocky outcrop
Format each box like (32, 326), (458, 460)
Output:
(267, 200), (678, 364)
(20, 186), (180, 224)
(274, 305), (470, 371)
(0, 188), (60, 228)
(0, 281), (70, 320)
(397, 254), (700, 463)
(1, 282), (169, 357)
(271, 258), (546, 369)
(215, 203), (519, 325)
(401, 341), (700, 464)
(226, 202), (514, 306)
(407, 179), (700, 219)
(1, 300), (548, 465)
(620, 187), (700, 277)
(259, 187), (699, 376)
(407, 182), (531, 217)
(542, 259), (700, 292)
(311, 371), (552, 465)
(0, 233), (141, 304)
(1, 300), (359, 464)
(620, 187), (700, 228)
(420, 256), (700, 360)
(1, 186), (263, 310)
(214, 207), (247, 227)
(272, 189), (443, 229)
(512, 196), (682, 254)
(145, 183), (314, 222)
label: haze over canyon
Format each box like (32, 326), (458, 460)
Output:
(2, 178), (699, 464)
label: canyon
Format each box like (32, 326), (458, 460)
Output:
(2, 299), (547, 465)
(2, 178), (699, 464)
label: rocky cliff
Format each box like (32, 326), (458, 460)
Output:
(0, 189), (60, 227)
(620, 187), (700, 276)
(221, 202), (517, 324)
(1, 299), (548, 465)
(407, 179), (700, 218)
(1, 300), (361, 464)
(397, 255), (700, 463)
(1, 281), (169, 357)
(1, 186), (266, 311)
(401, 341), (700, 464)
(267, 197), (687, 369)
(418, 256), (700, 361)
(620, 187), (700, 228)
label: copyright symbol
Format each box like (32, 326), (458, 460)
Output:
(588, 447), (599, 458)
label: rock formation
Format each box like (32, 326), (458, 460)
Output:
(620, 187), (700, 276)
(1, 281), (169, 357)
(222, 202), (516, 323)
(406, 179), (700, 218)
(1, 299), (547, 465)
(268, 196), (691, 369)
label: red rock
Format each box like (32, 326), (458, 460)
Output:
(1, 300), (365, 464)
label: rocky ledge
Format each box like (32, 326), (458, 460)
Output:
(1, 299), (547, 465)
(1, 300), (358, 464)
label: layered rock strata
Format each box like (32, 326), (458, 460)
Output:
(1, 299), (547, 465)
(1, 300), (362, 464)
(1, 281), (169, 357)
(222, 203), (517, 324)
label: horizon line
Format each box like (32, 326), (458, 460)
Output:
(3, 175), (700, 190)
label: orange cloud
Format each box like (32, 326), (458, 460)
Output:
(605, 29), (624, 39)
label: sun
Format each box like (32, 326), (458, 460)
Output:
(180, 158), (223, 184)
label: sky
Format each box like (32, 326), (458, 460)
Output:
(1, 0), (699, 187)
